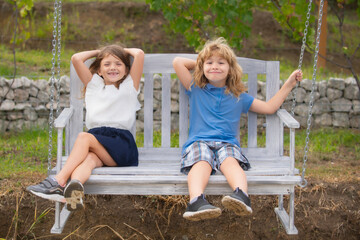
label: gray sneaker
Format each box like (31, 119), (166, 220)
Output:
(221, 188), (252, 216)
(183, 194), (221, 221)
(64, 179), (84, 211)
(26, 177), (64, 202)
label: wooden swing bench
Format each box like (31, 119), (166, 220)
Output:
(50, 54), (301, 235)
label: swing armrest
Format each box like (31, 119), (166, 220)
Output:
(54, 107), (74, 129)
(276, 109), (300, 129)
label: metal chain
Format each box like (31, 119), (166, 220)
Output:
(47, 0), (59, 174)
(291, 0), (313, 116)
(299, 0), (325, 187)
(55, 1), (62, 117)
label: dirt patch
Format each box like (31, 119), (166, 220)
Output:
(1, 179), (359, 240)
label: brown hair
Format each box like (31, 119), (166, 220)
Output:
(89, 44), (131, 88)
(193, 37), (245, 97)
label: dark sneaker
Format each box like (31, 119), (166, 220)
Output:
(64, 179), (84, 211)
(183, 194), (221, 221)
(221, 188), (252, 216)
(26, 177), (64, 202)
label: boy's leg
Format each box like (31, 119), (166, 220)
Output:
(181, 141), (222, 220)
(219, 157), (248, 193)
(183, 161), (222, 221)
(187, 161), (212, 201)
(220, 157), (252, 215)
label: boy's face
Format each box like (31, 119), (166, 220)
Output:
(98, 54), (127, 85)
(203, 54), (229, 88)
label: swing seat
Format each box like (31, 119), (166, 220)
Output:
(50, 54), (301, 235)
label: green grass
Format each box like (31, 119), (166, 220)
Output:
(0, 44), (74, 79)
(136, 131), (180, 148)
(0, 129), (56, 178)
(239, 127), (360, 156)
(1, 128), (358, 180)
(278, 58), (354, 81)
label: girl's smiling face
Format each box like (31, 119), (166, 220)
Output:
(98, 54), (127, 85)
(203, 54), (230, 88)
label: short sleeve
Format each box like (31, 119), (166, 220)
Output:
(121, 75), (140, 95)
(240, 92), (255, 114)
(119, 75), (141, 111)
(87, 74), (104, 90)
(185, 80), (195, 97)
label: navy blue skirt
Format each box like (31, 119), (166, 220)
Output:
(88, 127), (138, 167)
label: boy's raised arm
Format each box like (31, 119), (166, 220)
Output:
(250, 70), (302, 114)
(173, 57), (195, 90)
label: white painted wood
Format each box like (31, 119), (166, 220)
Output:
(83, 183), (297, 196)
(247, 72), (258, 148)
(179, 84), (189, 147)
(275, 190), (298, 235)
(69, 61), (86, 152)
(161, 73), (171, 148)
(51, 204), (71, 234)
(144, 73), (154, 148)
(265, 61), (281, 156)
(277, 109), (300, 128)
(54, 107), (73, 128)
(51, 54), (300, 235)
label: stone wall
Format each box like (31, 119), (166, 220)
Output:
(0, 75), (359, 132)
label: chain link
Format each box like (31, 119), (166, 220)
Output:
(55, 1), (62, 117)
(291, 0), (313, 116)
(47, 0), (62, 174)
(299, 0), (325, 187)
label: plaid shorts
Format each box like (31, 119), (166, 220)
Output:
(181, 141), (251, 175)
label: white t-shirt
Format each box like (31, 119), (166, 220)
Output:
(85, 74), (141, 130)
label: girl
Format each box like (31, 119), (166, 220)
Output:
(172, 38), (302, 221)
(27, 44), (144, 211)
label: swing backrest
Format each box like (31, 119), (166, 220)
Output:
(67, 54), (282, 162)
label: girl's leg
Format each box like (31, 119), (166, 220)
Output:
(187, 160), (212, 201)
(70, 152), (104, 184)
(55, 132), (117, 186)
(63, 152), (104, 211)
(220, 157), (248, 194)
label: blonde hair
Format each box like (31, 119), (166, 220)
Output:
(193, 37), (245, 97)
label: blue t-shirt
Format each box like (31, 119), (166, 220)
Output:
(182, 83), (254, 153)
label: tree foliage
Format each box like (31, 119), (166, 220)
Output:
(255, 0), (316, 42)
(147, 0), (318, 51)
(146, 0), (255, 51)
(6, 0), (34, 45)
(147, 0), (359, 87)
